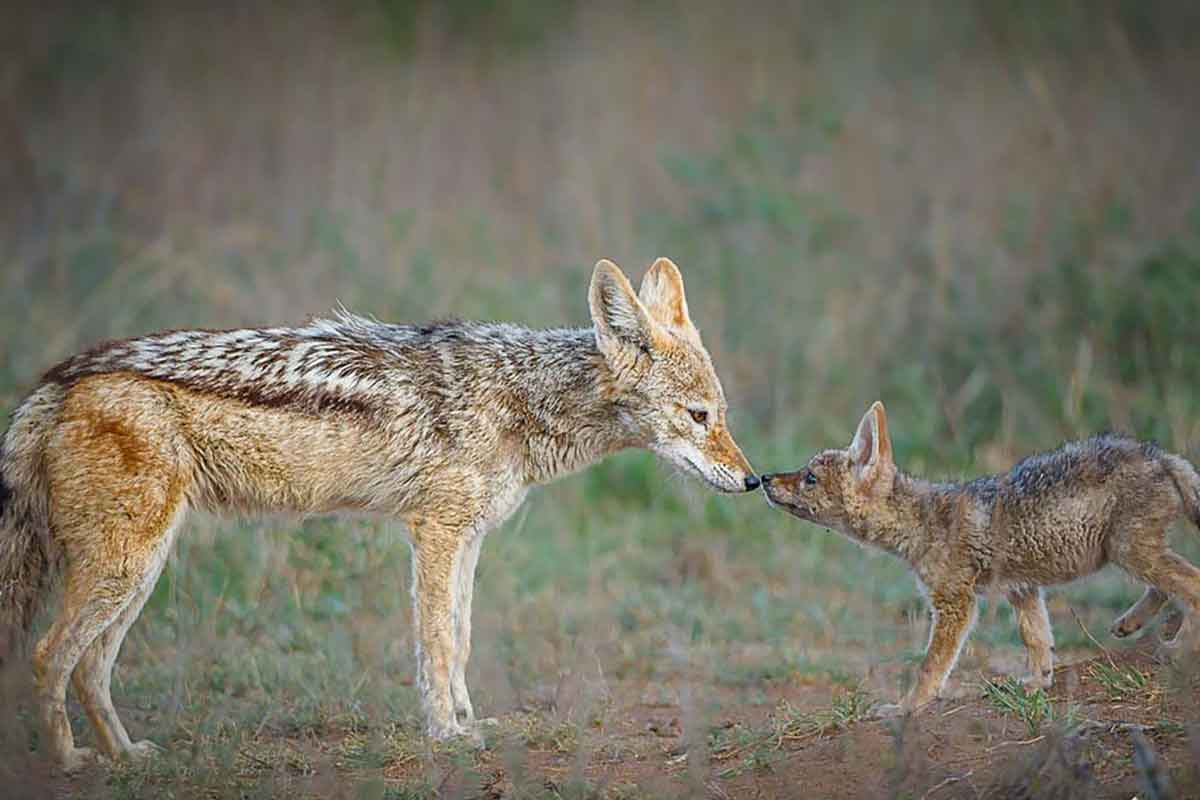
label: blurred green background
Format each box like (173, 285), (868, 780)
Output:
(2, 0), (1199, 793)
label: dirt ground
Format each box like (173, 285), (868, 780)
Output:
(437, 649), (1197, 799)
(22, 638), (1195, 800)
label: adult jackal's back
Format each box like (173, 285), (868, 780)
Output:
(0, 257), (758, 772)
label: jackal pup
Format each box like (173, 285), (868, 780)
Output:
(0, 257), (758, 771)
(762, 401), (1200, 715)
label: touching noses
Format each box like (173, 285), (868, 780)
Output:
(744, 474), (761, 491)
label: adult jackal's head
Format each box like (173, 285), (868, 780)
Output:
(589, 258), (758, 494)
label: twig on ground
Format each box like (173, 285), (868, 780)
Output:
(1069, 606), (1118, 669)
(921, 770), (975, 800)
(985, 735), (1045, 753)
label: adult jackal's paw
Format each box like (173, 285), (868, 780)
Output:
(428, 718), (486, 749)
(468, 717), (501, 747)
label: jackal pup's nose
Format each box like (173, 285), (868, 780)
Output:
(759, 473), (773, 486)
(744, 474), (761, 491)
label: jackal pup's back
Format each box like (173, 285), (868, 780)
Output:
(762, 402), (1200, 715)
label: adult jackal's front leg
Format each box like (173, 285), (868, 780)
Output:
(450, 530), (486, 726)
(409, 521), (479, 744)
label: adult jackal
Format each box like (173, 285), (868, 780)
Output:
(0, 258), (758, 770)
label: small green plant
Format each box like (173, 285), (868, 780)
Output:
(981, 677), (1053, 736)
(1088, 661), (1151, 701)
(828, 685), (874, 727)
(507, 713), (581, 755)
(711, 687), (874, 777)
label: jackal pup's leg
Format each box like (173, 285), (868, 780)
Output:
(1008, 588), (1054, 688)
(1119, 550), (1200, 652)
(1111, 587), (1170, 639)
(896, 586), (977, 714)
(409, 519), (483, 744)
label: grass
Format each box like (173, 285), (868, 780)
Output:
(1088, 661), (1154, 702)
(981, 677), (1054, 736)
(505, 714), (583, 755)
(710, 687), (876, 777)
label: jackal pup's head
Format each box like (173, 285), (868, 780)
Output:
(761, 401), (896, 527)
(588, 257), (757, 493)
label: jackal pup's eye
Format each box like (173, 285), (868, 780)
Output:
(688, 408), (709, 425)
(804, 470), (818, 486)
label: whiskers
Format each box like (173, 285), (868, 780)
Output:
(663, 458), (709, 494)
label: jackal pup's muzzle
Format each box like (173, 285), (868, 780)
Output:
(760, 470), (815, 519)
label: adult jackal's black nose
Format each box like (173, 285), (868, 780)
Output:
(744, 475), (761, 491)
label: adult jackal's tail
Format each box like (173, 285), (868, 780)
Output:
(0, 384), (64, 664)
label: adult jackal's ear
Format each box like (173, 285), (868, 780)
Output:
(638, 257), (702, 347)
(590, 259), (659, 373)
(848, 401), (894, 484)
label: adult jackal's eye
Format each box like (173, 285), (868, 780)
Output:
(689, 408), (709, 425)
(804, 470), (818, 486)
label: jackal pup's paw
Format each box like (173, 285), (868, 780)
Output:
(1110, 615), (1146, 639)
(126, 739), (164, 761)
(1152, 635), (1181, 665)
(1153, 620), (1198, 663)
(1020, 670), (1054, 690)
(59, 746), (100, 774)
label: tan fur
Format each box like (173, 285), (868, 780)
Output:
(0, 258), (757, 770)
(763, 401), (1200, 715)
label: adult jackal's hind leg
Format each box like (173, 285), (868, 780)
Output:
(38, 379), (188, 770)
(34, 519), (179, 772)
(33, 570), (139, 772)
(71, 523), (178, 761)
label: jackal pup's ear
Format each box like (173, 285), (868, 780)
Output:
(848, 401), (893, 484)
(638, 257), (701, 347)
(590, 259), (659, 368)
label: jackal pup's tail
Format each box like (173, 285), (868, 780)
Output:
(0, 385), (63, 664)
(1164, 453), (1200, 530)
